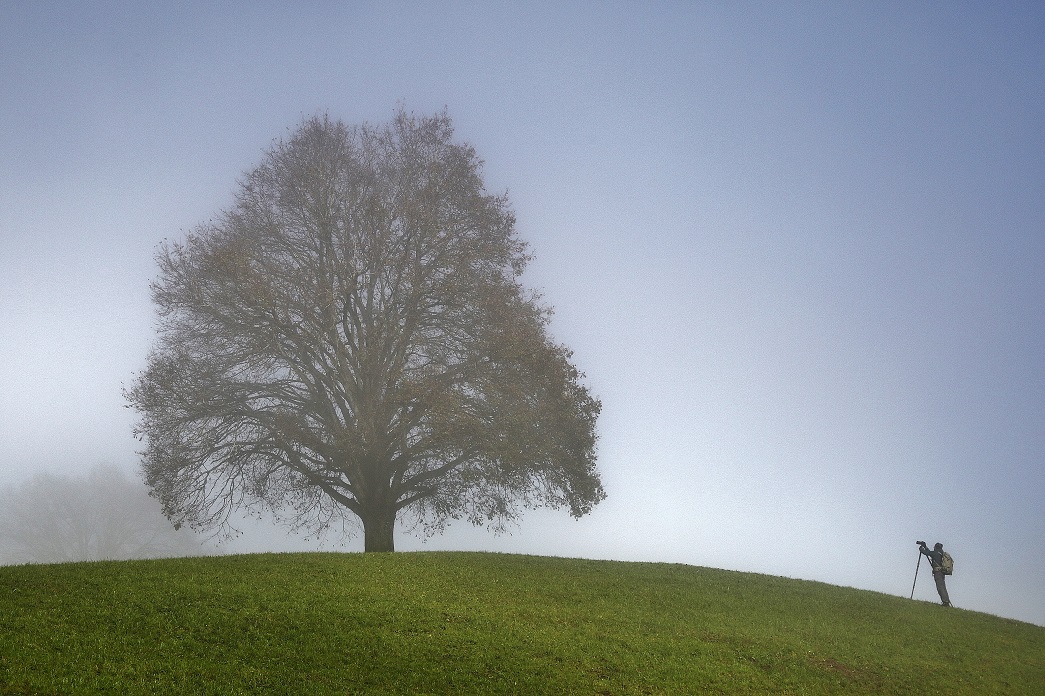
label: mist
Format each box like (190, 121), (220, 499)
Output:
(1, 3), (1042, 625)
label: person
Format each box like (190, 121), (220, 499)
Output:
(917, 541), (952, 607)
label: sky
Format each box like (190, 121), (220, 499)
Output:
(1, 1), (1043, 626)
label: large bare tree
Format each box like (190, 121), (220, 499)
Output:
(126, 110), (603, 551)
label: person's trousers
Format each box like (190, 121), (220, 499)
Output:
(933, 570), (951, 606)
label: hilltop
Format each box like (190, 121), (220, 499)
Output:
(1, 552), (1041, 694)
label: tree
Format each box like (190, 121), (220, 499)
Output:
(0, 465), (209, 564)
(126, 110), (603, 552)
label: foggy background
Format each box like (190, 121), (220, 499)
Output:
(1, 2), (1042, 626)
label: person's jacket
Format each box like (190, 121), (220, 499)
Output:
(919, 545), (946, 573)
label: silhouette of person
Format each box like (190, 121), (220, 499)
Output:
(917, 541), (952, 607)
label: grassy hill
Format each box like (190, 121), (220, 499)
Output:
(0, 552), (1041, 694)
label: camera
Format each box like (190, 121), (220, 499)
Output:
(916, 540), (926, 546)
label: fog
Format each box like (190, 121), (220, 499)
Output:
(0, 465), (209, 564)
(1, 3), (1042, 625)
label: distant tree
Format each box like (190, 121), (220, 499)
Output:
(126, 109), (603, 552)
(0, 465), (209, 564)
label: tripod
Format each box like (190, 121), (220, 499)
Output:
(910, 550), (922, 599)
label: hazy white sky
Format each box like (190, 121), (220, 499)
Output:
(1, 2), (1043, 625)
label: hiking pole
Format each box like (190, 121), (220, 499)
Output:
(909, 551), (922, 599)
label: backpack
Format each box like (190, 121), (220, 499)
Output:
(940, 551), (954, 576)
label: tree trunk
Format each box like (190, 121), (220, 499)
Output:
(361, 505), (396, 552)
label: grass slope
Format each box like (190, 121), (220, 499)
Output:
(0, 552), (1041, 694)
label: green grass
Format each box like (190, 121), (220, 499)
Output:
(0, 552), (1041, 694)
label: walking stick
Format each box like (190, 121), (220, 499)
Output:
(910, 551), (922, 599)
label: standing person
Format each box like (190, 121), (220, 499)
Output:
(917, 541), (952, 607)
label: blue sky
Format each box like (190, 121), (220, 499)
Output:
(1, 2), (1043, 625)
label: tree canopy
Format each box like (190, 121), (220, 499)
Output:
(126, 110), (603, 551)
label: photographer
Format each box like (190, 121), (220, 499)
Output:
(917, 541), (952, 607)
